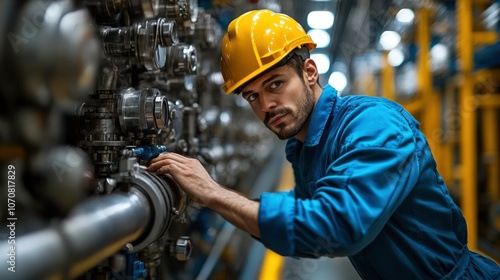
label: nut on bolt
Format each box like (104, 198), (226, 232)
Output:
(170, 236), (192, 261)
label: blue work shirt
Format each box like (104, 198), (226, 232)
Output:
(258, 85), (500, 279)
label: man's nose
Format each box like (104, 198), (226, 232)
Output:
(260, 92), (277, 112)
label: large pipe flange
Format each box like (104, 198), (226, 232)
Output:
(112, 162), (187, 252)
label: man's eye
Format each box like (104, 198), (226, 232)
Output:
(269, 81), (282, 90)
(248, 93), (258, 102)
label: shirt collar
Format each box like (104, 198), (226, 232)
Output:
(303, 85), (338, 147)
(304, 85), (338, 146)
(285, 85), (338, 159)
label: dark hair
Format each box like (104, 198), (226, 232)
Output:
(287, 52), (308, 80)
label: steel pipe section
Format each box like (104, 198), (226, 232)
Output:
(0, 189), (150, 280)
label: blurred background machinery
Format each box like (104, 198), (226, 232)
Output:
(0, 0), (499, 279)
(0, 0), (277, 279)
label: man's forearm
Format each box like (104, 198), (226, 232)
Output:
(207, 186), (261, 238)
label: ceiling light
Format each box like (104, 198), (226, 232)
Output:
(396, 9), (415, 24)
(307, 29), (331, 48)
(388, 49), (405, 67)
(379, 31), (401, 50)
(328, 71), (348, 92)
(311, 53), (330, 74)
(430, 43), (450, 73)
(307, 11), (334, 29)
(430, 43), (449, 61)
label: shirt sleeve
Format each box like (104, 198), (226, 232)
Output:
(258, 103), (421, 257)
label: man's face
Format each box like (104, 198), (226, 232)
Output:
(240, 64), (315, 140)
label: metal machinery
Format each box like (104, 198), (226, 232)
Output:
(0, 0), (276, 279)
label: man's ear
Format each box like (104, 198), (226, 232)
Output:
(303, 58), (319, 86)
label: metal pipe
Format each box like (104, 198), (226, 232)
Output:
(0, 190), (150, 280)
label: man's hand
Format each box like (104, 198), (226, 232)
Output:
(146, 152), (217, 206)
(146, 152), (261, 237)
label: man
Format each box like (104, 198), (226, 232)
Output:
(148, 9), (500, 279)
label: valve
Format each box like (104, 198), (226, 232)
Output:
(163, 44), (198, 77)
(158, 0), (198, 23)
(99, 18), (178, 70)
(118, 88), (171, 135)
(84, 0), (160, 23)
(132, 145), (167, 161)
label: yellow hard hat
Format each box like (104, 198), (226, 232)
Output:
(220, 9), (316, 94)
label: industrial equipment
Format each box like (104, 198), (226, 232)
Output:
(0, 0), (275, 279)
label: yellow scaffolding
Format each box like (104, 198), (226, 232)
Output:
(380, 1), (500, 257)
(381, 8), (443, 173)
(416, 8), (442, 170)
(457, 0), (498, 252)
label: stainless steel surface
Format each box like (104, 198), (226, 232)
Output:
(84, 0), (159, 22)
(158, 0), (197, 22)
(11, 0), (99, 105)
(0, 191), (150, 280)
(165, 44), (199, 76)
(118, 87), (171, 134)
(170, 236), (193, 261)
(159, 18), (180, 46)
(0, 1), (279, 279)
(111, 162), (188, 252)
